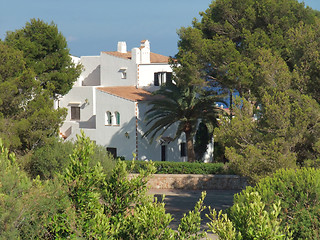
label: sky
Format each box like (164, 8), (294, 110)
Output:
(1, 0), (320, 58)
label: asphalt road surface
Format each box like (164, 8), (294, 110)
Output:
(148, 189), (240, 239)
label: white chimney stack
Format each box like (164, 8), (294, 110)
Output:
(132, 47), (141, 64)
(117, 41), (127, 53)
(140, 40), (150, 64)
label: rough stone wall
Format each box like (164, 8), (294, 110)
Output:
(129, 174), (247, 190)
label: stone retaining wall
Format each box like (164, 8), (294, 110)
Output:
(129, 174), (247, 190)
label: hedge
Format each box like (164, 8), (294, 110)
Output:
(125, 160), (234, 175)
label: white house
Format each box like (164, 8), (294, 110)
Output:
(57, 40), (190, 162)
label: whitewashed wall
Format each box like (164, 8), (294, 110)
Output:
(81, 56), (101, 86)
(138, 64), (172, 88)
(100, 53), (137, 87)
(59, 86), (96, 138)
(137, 101), (186, 162)
(93, 89), (137, 158)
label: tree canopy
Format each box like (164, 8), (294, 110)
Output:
(5, 18), (81, 97)
(0, 19), (81, 153)
(176, 0), (320, 99)
(175, 0), (320, 179)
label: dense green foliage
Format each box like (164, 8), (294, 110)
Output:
(126, 160), (233, 174)
(175, 0), (320, 180)
(25, 137), (74, 179)
(0, 132), (208, 239)
(144, 83), (225, 162)
(5, 18), (82, 97)
(0, 138), (74, 239)
(234, 168), (320, 239)
(207, 192), (292, 239)
(0, 19), (80, 154)
(214, 93), (319, 183)
(0, 41), (67, 153)
(22, 138), (116, 180)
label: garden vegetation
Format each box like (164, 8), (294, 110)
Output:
(125, 160), (234, 175)
(0, 132), (208, 239)
(2, 0), (320, 238)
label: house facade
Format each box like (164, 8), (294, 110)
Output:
(57, 40), (190, 162)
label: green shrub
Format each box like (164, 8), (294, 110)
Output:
(0, 139), (76, 239)
(26, 137), (74, 179)
(234, 168), (320, 240)
(24, 137), (116, 180)
(207, 192), (292, 240)
(125, 160), (233, 175)
(0, 132), (208, 239)
(52, 132), (207, 239)
(89, 143), (116, 176)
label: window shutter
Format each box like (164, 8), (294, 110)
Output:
(154, 73), (159, 86)
(71, 106), (80, 120)
(166, 72), (172, 85)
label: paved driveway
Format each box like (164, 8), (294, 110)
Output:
(148, 189), (240, 239)
(149, 189), (240, 239)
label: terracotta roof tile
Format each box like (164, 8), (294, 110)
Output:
(150, 52), (170, 63)
(97, 86), (154, 101)
(102, 51), (169, 63)
(103, 51), (132, 60)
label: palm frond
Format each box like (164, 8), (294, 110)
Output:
(143, 83), (227, 144)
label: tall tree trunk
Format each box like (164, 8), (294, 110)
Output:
(185, 130), (196, 162)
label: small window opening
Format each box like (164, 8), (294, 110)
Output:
(105, 111), (112, 125)
(71, 106), (80, 120)
(115, 111), (120, 125)
(106, 147), (117, 158)
(154, 72), (172, 86)
(119, 68), (127, 79)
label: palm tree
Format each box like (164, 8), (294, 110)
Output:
(143, 84), (226, 162)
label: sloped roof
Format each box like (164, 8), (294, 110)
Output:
(102, 51), (170, 63)
(97, 86), (154, 102)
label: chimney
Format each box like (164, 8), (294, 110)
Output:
(140, 40), (150, 64)
(140, 40), (150, 49)
(132, 47), (141, 64)
(117, 41), (127, 53)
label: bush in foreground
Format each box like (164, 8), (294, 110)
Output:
(207, 192), (292, 240)
(0, 132), (207, 239)
(233, 168), (320, 239)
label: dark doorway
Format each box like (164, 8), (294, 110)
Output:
(106, 147), (117, 158)
(161, 145), (166, 161)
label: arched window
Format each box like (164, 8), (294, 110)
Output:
(105, 111), (112, 125)
(114, 111), (120, 125)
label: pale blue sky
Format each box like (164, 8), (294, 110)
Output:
(1, 0), (319, 57)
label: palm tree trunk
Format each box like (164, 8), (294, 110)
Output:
(185, 131), (196, 162)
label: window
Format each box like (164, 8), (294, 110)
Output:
(154, 72), (172, 86)
(121, 71), (127, 79)
(105, 111), (112, 125)
(114, 111), (120, 125)
(180, 142), (186, 157)
(119, 68), (127, 79)
(166, 72), (172, 85)
(161, 145), (166, 161)
(106, 147), (117, 158)
(71, 106), (80, 120)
